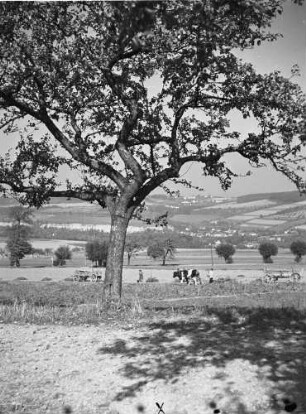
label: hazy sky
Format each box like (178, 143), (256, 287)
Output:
(0, 1), (305, 198)
(184, 1), (306, 197)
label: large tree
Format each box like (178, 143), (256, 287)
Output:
(0, 1), (305, 299)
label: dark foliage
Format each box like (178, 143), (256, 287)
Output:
(290, 240), (306, 263)
(54, 245), (72, 266)
(86, 239), (108, 267)
(258, 242), (278, 263)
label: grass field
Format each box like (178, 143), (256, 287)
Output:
(1, 276), (306, 325)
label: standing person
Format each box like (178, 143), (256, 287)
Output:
(138, 269), (144, 283)
(208, 267), (214, 283)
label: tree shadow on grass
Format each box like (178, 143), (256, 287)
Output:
(97, 307), (306, 413)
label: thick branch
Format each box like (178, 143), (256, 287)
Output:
(132, 166), (181, 207)
(180, 144), (237, 164)
(115, 97), (148, 184)
(169, 106), (187, 170)
(0, 92), (42, 120)
(0, 177), (108, 205)
(109, 48), (144, 69)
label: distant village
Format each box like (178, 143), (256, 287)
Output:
(0, 191), (305, 250)
(148, 194), (306, 249)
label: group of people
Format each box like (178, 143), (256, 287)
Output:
(136, 268), (214, 283)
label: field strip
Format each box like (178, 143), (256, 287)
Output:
(141, 290), (297, 304)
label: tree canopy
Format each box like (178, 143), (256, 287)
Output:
(124, 235), (143, 265)
(215, 243), (235, 263)
(258, 242), (278, 263)
(53, 245), (72, 266)
(0, 1), (305, 298)
(86, 239), (108, 267)
(147, 237), (176, 265)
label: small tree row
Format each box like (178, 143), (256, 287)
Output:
(215, 240), (306, 264)
(258, 240), (306, 264)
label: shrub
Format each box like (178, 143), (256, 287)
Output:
(146, 277), (159, 283)
(41, 277), (52, 282)
(14, 276), (28, 281)
(54, 245), (72, 266)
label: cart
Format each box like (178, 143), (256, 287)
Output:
(263, 268), (301, 283)
(73, 269), (103, 282)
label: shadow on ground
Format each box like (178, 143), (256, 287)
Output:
(97, 307), (306, 413)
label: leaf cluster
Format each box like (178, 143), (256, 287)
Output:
(215, 243), (236, 262)
(258, 242), (278, 260)
(85, 239), (108, 266)
(54, 245), (72, 266)
(290, 240), (306, 262)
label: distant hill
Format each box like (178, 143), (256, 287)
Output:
(237, 191), (306, 204)
(1, 191), (306, 233)
(1, 190), (304, 209)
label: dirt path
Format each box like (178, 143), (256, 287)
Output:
(1, 316), (306, 414)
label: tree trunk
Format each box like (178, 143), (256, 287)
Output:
(127, 253), (131, 266)
(103, 212), (130, 301)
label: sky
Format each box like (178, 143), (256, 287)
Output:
(0, 1), (306, 198)
(183, 0), (306, 197)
